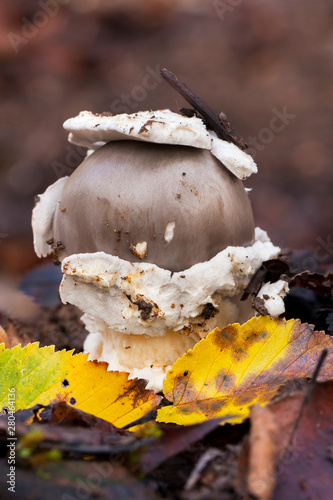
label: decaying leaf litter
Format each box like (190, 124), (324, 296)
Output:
(1, 71), (333, 500)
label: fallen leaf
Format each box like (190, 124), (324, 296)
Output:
(289, 271), (333, 296)
(31, 402), (131, 434)
(239, 381), (333, 499)
(0, 343), (161, 428)
(0, 408), (137, 459)
(247, 405), (278, 500)
(270, 381), (333, 500)
(139, 418), (224, 474)
(0, 459), (159, 500)
(157, 317), (333, 426)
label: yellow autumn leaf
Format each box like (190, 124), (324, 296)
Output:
(157, 316), (333, 426)
(0, 343), (161, 428)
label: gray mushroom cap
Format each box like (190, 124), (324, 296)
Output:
(53, 140), (255, 272)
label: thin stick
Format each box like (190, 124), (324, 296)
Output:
(288, 349), (328, 448)
(160, 68), (248, 150)
(310, 349), (328, 384)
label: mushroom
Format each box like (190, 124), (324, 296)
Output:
(32, 108), (287, 391)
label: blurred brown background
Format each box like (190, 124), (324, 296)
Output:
(0, 0), (332, 277)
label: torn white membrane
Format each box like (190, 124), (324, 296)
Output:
(209, 131), (257, 180)
(60, 228), (279, 337)
(257, 280), (289, 317)
(59, 228), (281, 391)
(64, 109), (211, 150)
(32, 176), (68, 258)
(64, 109), (257, 180)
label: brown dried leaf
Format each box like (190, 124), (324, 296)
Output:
(289, 271), (333, 296)
(271, 381), (333, 499)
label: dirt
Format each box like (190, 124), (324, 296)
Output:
(0, 303), (87, 353)
(201, 303), (218, 320)
(133, 298), (154, 321)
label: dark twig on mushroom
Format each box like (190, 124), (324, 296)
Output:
(160, 68), (248, 151)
